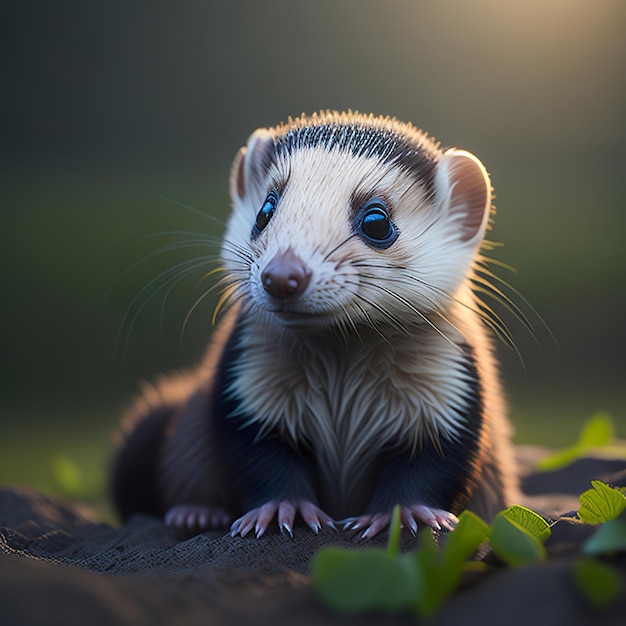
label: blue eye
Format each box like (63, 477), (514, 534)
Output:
(356, 200), (398, 248)
(253, 192), (279, 237)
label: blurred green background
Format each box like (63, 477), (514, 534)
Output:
(2, 1), (625, 519)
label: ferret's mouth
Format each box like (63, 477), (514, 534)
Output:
(269, 308), (335, 329)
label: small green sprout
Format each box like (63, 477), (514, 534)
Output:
(489, 505), (550, 567)
(578, 480), (626, 524)
(581, 519), (626, 556)
(536, 413), (624, 472)
(412, 510), (490, 619)
(312, 505), (541, 618)
(51, 454), (85, 497)
(312, 483), (625, 618)
(572, 481), (626, 609)
(311, 506), (417, 614)
(572, 558), (621, 610)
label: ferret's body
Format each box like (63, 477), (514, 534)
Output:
(112, 112), (518, 538)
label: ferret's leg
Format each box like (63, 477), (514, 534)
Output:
(159, 308), (248, 532)
(159, 384), (240, 532)
(344, 427), (483, 540)
(164, 504), (231, 530)
(217, 415), (335, 538)
(111, 401), (174, 522)
(344, 348), (497, 539)
(206, 320), (335, 537)
(111, 379), (234, 532)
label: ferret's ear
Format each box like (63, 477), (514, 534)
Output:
(230, 128), (275, 202)
(435, 149), (492, 243)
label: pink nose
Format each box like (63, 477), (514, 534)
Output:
(261, 249), (312, 299)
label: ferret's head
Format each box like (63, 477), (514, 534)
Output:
(222, 112), (492, 333)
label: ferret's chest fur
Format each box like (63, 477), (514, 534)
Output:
(229, 312), (475, 515)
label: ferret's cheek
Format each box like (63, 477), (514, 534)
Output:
(248, 268), (271, 308)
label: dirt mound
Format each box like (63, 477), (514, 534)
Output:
(1, 449), (624, 625)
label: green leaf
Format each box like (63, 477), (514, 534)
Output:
(490, 513), (546, 567)
(534, 413), (616, 472)
(582, 519), (626, 556)
(572, 558), (621, 610)
(578, 412), (614, 447)
(387, 504), (401, 557)
(311, 548), (417, 614)
(412, 529), (444, 619)
(501, 505), (551, 542)
(442, 510), (490, 570)
(412, 510), (489, 616)
(534, 446), (584, 472)
(578, 480), (626, 524)
(51, 454), (84, 497)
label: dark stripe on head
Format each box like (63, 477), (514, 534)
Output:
(269, 112), (441, 198)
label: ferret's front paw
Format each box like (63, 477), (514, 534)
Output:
(164, 504), (232, 531)
(342, 505), (459, 540)
(230, 500), (337, 538)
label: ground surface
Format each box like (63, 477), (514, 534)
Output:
(1, 448), (625, 626)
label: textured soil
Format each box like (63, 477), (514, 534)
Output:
(1, 448), (625, 626)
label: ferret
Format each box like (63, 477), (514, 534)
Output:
(111, 111), (519, 540)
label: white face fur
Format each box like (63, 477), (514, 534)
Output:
(221, 123), (492, 336)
